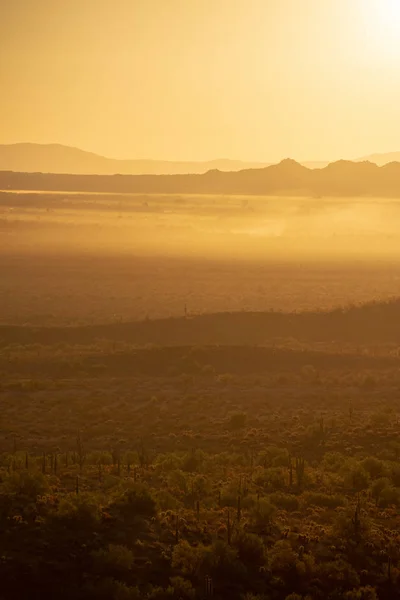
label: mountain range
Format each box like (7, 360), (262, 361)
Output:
(2, 158), (400, 197)
(1, 143), (399, 177)
(357, 151), (400, 166)
(0, 143), (330, 175)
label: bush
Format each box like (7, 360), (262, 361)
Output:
(317, 560), (360, 589)
(172, 541), (209, 577)
(156, 490), (182, 511)
(322, 452), (346, 473)
(86, 578), (141, 600)
(92, 544), (134, 575)
(256, 467), (286, 491)
(233, 531), (266, 567)
(342, 463), (370, 491)
(269, 541), (297, 574)
(208, 540), (244, 581)
(370, 477), (391, 505)
(379, 486), (400, 508)
(229, 412), (247, 430)
(169, 577), (195, 600)
(361, 457), (386, 479)
(54, 493), (102, 529)
(250, 499), (276, 529)
(344, 586), (378, 600)
(303, 492), (346, 509)
(1, 470), (49, 501)
(113, 484), (156, 520)
(269, 493), (299, 512)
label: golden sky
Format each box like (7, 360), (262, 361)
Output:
(1, 0), (400, 162)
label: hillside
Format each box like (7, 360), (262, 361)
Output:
(0, 143), (272, 175)
(1, 158), (400, 196)
(0, 143), (330, 175)
(1, 298), (400, 347)
(357, 151), (400, 166)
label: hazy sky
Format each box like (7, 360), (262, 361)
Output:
(1, 0), (400, 161)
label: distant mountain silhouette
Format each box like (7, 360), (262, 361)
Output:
(2, 158), (400, 196)
(356, 151), (400, 166)
(0, 143), (271, 175)
(0, 143), (329, 175)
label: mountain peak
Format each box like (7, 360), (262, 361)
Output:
(277, 158), (304, 168)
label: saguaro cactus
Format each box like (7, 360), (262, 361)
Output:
(204, 576), (213, 597)
(227, 511), (232, 545)
(237, 495), (242, 522)
(295, 457), (305, 488)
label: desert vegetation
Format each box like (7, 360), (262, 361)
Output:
(2, 193), (400, 599)
(2, 282), (400, 598)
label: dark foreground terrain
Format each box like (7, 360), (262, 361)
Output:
(2, 273), (400, 598)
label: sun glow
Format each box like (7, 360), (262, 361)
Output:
(360, 0), (400, 61)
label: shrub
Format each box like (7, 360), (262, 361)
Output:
(156, 490), (182, 511)
(233, 531), (266, 567)
(114, 484), (156, 519)
(322, 452), (346, 473)
(269, 492), (299, 512)
(169, 577), (195, 600)
(344, 586), (378, 600)
(250, 498), (276, 529)
(379, 486), (400, 508)
(229, 412), (247, 430)
(370, 477), (391, 506)
(342, 463), (370, 491)
(86, 578), (141, 600)
(361, 457), (386, 479)
(317, 560), (360, 589)
(269, 541), (297, 574)
(171, 541), (209, 577)
(1, 470), (49, 501)
(303, 492), (346, 509)
(54, 493), (101, 529)
(92, 544), (134, 575)
(208, 540), (244, 581)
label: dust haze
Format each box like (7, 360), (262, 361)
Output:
(3, 191), (400, 261)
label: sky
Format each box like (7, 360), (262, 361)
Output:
(1, 0), (400, 162)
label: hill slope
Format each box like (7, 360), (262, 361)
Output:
(1, 158), (400, 196)
(357, 151), (400, 166)
(0, 143), (330, 175)
(0, 143), (272, 175)
(1, 298), (400, 347)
